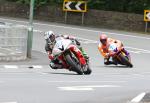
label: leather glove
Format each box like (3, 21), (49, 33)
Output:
(75, 39), (81, 46)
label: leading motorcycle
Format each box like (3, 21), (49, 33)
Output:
(51, 37), (92, 75)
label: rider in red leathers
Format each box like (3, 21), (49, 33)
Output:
(44, 31), (89, 69)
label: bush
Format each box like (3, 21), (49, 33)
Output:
(5, 0), (150, 14)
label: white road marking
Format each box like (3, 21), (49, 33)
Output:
(77, 37), (98, 43)
(127, 50), (140, 54)
(131, 92), (146, 103)
(4, 65), (18, 69)
(33, 29), (43, 33)
(48, 80), (126, 83)
(1, 65), (43, 69)
(0, 17), (150, 40)
(126, 46), (150, 54)
(32, 65), (42, 69)
(0, 102), (17, 103)
(58, 85), (121, 91)
(59, 87), (93, 91)
(126, 46), (150, 52)
(131, 74), (145, 77)
(38, 72), (48, 75)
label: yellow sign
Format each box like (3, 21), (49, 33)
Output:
(144, 10), (150, 22)
(63, 0), (87, 12)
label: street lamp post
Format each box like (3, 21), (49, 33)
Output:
(27, 0), (35, 58)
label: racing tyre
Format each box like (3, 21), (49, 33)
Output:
(65, 53), (83, 75)
(119, 53), (133, 68)
(84, 65), (92, 75)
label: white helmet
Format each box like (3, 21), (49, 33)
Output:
(44, 31), (56, 44)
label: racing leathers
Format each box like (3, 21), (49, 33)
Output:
(98, 38), (130, 65)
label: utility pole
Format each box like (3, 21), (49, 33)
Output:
(27, 0), (35, 58)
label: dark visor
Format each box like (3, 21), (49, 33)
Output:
(100, 39), (106, 44)
(50, 34), (55, 42)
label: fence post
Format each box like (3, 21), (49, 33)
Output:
(27, 0), (35, 58)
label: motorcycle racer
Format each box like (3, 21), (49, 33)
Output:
(98, 34), (131, 65)
(44, 31), (89, 69)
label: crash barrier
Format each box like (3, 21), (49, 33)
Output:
(0, 22), (28, 61)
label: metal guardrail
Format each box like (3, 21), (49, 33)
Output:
(0, 23), (28, 61)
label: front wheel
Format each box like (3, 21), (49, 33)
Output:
(65, 53), (83, 75)
(83, 65), (92, 75)
(119, 53), (133, 68)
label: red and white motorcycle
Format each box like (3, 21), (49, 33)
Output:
(52, 37), (92, 75)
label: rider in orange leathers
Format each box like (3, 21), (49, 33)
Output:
(98, 34), (131, 65)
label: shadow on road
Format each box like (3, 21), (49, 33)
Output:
(96, 65), (132, 68)
(105, 65), (133, 68)
(45, 72), (79, 75)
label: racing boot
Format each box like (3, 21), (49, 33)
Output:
(104, 58), (117, 65)
(49, 60), (63, 69)
(79, 47), (89, 62)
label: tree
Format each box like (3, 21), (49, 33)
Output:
(5, 0), (150, 14)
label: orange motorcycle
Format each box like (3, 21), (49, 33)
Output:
(108, 43), (133, 68)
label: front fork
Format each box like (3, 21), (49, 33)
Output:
(69, 45), (86, 66)
(57, 55), (67, 68)
(121, 48), (131, 62)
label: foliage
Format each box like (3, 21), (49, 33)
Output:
(88, 0), (150, 14)
(5, 0), (150, 14)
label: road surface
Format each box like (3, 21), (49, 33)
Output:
(0, 16), (150, 103)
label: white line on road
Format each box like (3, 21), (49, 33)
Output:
(126, 46), (150, 53)
(59, 87), (93, 91)
(0, 17), (150, 40)
(2, 65), (43, 69)
(130, 92), (146, 103)
(127, 50), (140, 54)
(33, 29), (43, 33)
(32, 65), (43, 69)
(4, 65), (18, 69)
(48, 80), (126, 83)
(58, 85), (121, 91)
(0, 102), (17, 103)
(77, 37), (98, 43)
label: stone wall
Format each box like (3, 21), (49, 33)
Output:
(0, 23), (28, 61)
(0, 2), (149, 32)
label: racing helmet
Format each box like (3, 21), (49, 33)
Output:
(100, 34), (108, 45)
(44, 31), (56, 44)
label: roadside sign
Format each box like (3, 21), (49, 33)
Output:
(144, 10), (150, 22)
(63, 0), (87, 12)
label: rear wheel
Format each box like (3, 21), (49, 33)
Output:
(65, 53), (83, 75)
(119, 53), (133, 68)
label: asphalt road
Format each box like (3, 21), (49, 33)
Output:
(0, 16), (150, 103)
